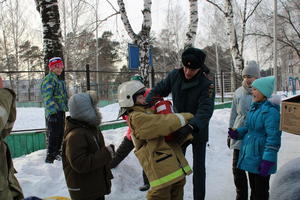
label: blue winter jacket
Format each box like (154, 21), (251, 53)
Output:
(236, 99), (281, 175)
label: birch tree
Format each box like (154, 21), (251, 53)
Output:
(117, 0), (152, 85)
(35, 0), (64, 76)
(184, 0), (198, 48)
(206, 0), (263, 89)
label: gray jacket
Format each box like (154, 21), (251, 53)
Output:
(229, 85), (252, 149)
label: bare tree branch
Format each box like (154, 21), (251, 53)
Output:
(279, 0), (300, 40)
(106, 0), (118, 13)
(246, 0), (263, 22)
(247, 32), (300, 58)
(206, 0), (226, 15)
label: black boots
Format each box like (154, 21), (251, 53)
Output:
(45, 154), (56, 163)
(139, 184), (150, 191)
(45, 152), (62, 164)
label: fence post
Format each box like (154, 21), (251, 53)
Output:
(150, 66), (155, 88)
(86, 64), (90, 91)
(221, 70), (224, 103)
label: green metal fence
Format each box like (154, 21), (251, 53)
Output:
(7, 101), (232, 158)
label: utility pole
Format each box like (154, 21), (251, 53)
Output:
(95, 0), (99, 92)
(273, 0), (278, 92)
(215, 44), (221, 92)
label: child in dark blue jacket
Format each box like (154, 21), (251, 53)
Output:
(228, 76), (282, 200)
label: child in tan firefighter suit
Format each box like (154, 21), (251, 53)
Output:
(0, 76), (24, 200)
(117, 80), (194, 200)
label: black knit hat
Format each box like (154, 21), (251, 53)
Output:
(182, 47), (206, 69)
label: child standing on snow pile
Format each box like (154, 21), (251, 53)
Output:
(117, 80), (194, 200)
(228, 76), (282, 200)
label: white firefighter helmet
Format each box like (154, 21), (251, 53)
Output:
(118, 80), (145, 108)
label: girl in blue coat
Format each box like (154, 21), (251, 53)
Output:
(228, 76), (282, 200)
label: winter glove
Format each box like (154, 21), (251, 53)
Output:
(172, 124), (194, 145)
(228, 128), (239, 139)
(227, 135), (231, 149)
(106, 144), (115, 158)
(259, 160), (274, 176)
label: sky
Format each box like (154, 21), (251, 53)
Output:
(13, 98), (300, 199)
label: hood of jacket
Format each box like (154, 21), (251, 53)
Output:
(68, 93), (102, 127)
(250, 94), (281, 113)
(64, 116), (99, 138)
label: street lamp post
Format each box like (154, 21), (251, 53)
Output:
(273, 0), (278, 92)
(95, 0), (99, 92)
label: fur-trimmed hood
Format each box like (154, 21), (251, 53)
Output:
(68, 92), (102, 127)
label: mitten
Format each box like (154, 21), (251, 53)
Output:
(259, 160), (274, 176)
(106, 144), (115, 158)
(172, 124), (194, 145)
(228, 128), (239, 139)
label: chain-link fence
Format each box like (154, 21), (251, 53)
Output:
(1, 68), (238, 104)
(0, 67), (168, 104)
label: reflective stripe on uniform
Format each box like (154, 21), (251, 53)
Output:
(150, 165), (192, 188)
(43, 196), (71, 200)
(174, 113), (185, 127)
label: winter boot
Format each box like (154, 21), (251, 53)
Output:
(139, 184), (150, 191)
(45, 153), (56, 164)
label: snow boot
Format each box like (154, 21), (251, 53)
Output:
(139, 184), (150, 192)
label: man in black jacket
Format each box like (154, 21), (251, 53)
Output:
(146, 47), (215, 200)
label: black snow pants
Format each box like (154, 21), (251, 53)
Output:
(248, 172), (270, 200)
(46, 111), (65, 157)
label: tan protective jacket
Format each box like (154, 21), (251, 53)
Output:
(0, 88), (24, 200)
(128, 106), (193, 190)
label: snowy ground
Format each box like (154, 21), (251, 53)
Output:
(12, 103), (300, 200)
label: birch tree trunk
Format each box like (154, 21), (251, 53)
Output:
(224, 0), (242, 90)
(117, 0), (152, 85)
(184, 0), (198, 48)
(35, 0), (64, 77)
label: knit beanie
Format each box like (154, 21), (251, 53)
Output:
(251, 76), (275, 98)
(130, 74), (144, 83)
(48, 57), (63, 70)
(182, 47), (206, 69)
(242, 62), (260, 78)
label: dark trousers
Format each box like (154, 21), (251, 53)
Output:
(233, 149), (248, 200)
(94, 197), (104, 200)
(111, 136), (149, 185)
(182, 141), (206, 200)
(46, 111), (65, 157)
(147, 178), (185, 200)
(248, 172), (270, 200)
